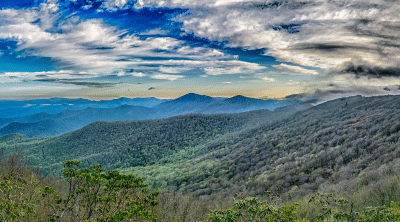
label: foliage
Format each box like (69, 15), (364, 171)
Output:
(0, 153), (158, 222)
(209, 197), (303, 222)
(307, 192), (355, 221)
(5, 95), (400, 221)
(359, 201), (400, 222)
(0, 175), (38, 221)
(49, 160), (159, 222)
(0, 110), (286, 176)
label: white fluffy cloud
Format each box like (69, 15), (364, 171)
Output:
(100, 0), (400, 71)
(0, 2), (255, 81)
(131, 72), (146, 77)
(159, 66), (192, 74)
(151, 74), (184, 81)
(204, 67), (242, 75)
(260, 77), (276, 82)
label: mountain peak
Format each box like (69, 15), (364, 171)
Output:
(226, 95), (256, 102)
(230, 95), (247, 99)
(175, 93), (214, 102)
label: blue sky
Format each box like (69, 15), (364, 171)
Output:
(0, 0), (399, 100)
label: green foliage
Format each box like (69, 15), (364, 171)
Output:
(50, 160), (159, 222)
(0, 152), (159, 222)
(359, 201), (400, 222)
(0, 175), (38, 221)
(308, 193), (355, 221)
(208, 194), (400, 222)
(209, 197), (303, 222)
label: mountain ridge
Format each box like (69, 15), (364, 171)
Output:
(0, 93), (302, 138)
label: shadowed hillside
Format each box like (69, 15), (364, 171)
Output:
(0, 106), (301, 176)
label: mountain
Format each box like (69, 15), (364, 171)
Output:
(0, 105), (153, 138)
(4, 95), (400, 201)
(93, 97), (167, 108)
(0, 105), (300, 175)
(203, 95), (299, 113)
(0, 119), (70, 138)
(0, 93), (303, 138)
(151, 93), (219, 117)
(0, 97), (167, 118)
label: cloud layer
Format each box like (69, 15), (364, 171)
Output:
(98, 0), (400, 73)
(1, 0), (399, 98)
(0, 1), (263, 84)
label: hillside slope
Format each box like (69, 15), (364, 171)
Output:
(1, 106), (300, 175)
(150, 95), (400, 197)
(12, 94), (400, 200)
(11, 94), (400, 200)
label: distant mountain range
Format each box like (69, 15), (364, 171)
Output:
(0, 93), (302, 138)
(0, 97), (167, 119)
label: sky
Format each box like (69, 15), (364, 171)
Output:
(0, 0), (399, 100)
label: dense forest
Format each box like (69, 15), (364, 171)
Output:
(2, 147), (400, 221)
(3, 95), (400, 221)
(0, 104), (303, 176)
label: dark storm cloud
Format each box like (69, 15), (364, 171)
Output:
(36, 78), (120, 88)
(337, 59), (400, 78)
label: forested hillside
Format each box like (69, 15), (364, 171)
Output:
(0, 105), (301, 176)
(153, 95), (400, 198)
(3, 95), (400, 221)
(6, 95), (400, 200)
(5, 94), (399, 200)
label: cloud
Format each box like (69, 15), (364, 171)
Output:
(1, 70), (96, 82)
(3, 0), (398, 94)
(286, 80), (300, 85)
(1, 70), (121, 88)
(102, 0), (132, 11)
(130, 59), (265, 70)
(273, 63), (319, 75)
(260, 77), (276, 82)
(139, 28), (169, 36)
(37, 79), (120, 88)
(204, 67), (242, 75)
(151, 74), (184, 81)
(335, 57), (400, 78)
(131, 72), (146, 77)
(291, 85), (400, 105)
(159, 66), (191, 74)
(121, 70), (146, 77)
(0, 3), (246, 81)
(46, 0), (400, 75)
(0, 85), (74, 92)
(161, 0), (399, 71)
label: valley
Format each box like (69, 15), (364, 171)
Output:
(2, 94), (400, 221)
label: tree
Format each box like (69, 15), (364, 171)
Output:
(50, 160), (159, 222)
(209, 196), (305, 222)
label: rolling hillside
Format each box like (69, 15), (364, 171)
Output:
(0, 105), (302, 176)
